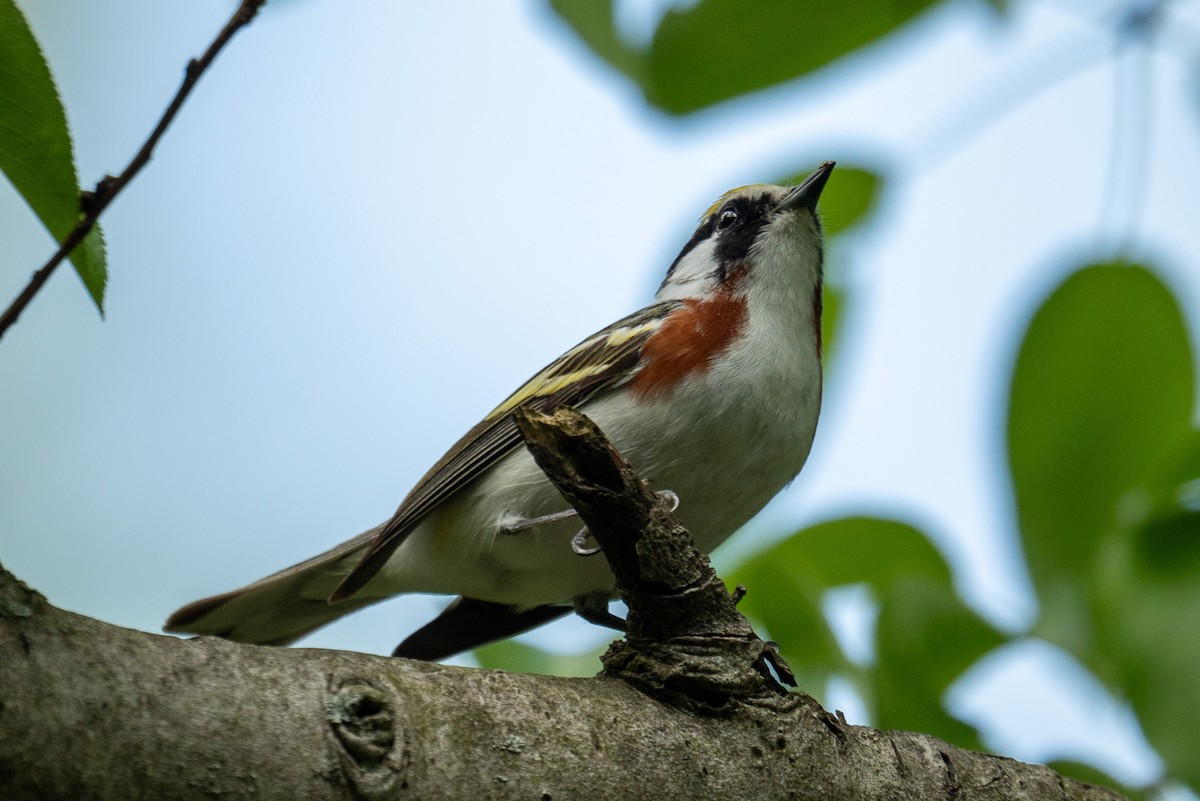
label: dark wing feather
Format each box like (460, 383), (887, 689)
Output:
(391, 597), (570, 660)
(329, 301), (681, 602)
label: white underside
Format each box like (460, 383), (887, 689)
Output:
(370, 220), (824, 608)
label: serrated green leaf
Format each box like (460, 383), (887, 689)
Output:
(547, 0), (642, 80)
(0, 0), (107, 311)
(1008, 264), (1193, 648)
(644, 0), (938, 114)
(873, 577), (1003, 750)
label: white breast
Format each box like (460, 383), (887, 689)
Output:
(382, 211), (825, 607)
(380, 289), (822, 608)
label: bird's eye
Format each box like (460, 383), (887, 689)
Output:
(716, 207), (739, 231)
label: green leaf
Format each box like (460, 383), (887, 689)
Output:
(1135, 428), (1200, 554)
(644, 0), (938, 114)
(772, 162), (885, 372)
(768, 161), (886, 370)
(1007, 263), (1193, 648)
(778, 164), (885, 238)
(737, 516), (952, 592)
(547, 0), (642, 81)
(731, 517), (951, 691)
(1007, 262), (1200, 787)
(734, 517), (1007, 749)
(731, 555), (846, 683)
(1096, 546), (1200, 789)
(1097, 435), (1200, 789)
(0, 0), (107, 311)
(820, 281), (842, 369)
(473, 638), (604, 678)
(873, 577), (1003, 750)
(1134, 508), (1200, 577)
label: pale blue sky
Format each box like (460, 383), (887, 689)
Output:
(3, 0), (1198, 789)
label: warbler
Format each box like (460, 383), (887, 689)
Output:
(166, 161), (834, 660)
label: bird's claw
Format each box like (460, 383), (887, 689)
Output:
(570, 489), (680, 557)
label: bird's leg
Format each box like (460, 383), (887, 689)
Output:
(571, 489), (680, 556)
(574, 592), (626, 631)
(657, 489), (681, 513)
(571, 527), (605, 556)
(498, 507), (579, 534)
(502, 490), (680, 559)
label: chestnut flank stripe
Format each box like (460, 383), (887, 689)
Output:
(628, 291), (747, 398)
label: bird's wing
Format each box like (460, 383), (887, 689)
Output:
(329, 300), (682, 602)
(164, 525), (384, 644)
(391, 597), (571, 660)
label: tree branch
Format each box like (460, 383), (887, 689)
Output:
(0, 0), (266, 340)
(513, 406), (795, 712)
(0, 563), (1123, 801)
(0, 407), (1126, 800)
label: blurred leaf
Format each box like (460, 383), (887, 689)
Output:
(821, 281), (842, 368)
(777, 162), (885, 372)
(873, 576), (1004, 750)
(1007, 263), (1193, 648)
(732, 554), (846, 684)
(547, 0), (642, 80)
(1133, 431), (1200, 580)
(1007, 262), (1199, 788)
(771, 161), (886, 371)
(1096, 548), (1200, 789)
(0, 0), (107, 311)
(778, 164), (885, 238)
(1134, 508), (1200, 577)
(821, 166), (883, 238)
(732, 516), (951, 695)
(644, 0), (938, 114)
(474, 638), (604, 678)
(737, 516), (951, 592)
(1097, 436), (1200, 792)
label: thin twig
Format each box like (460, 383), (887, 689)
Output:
(900, 30), (1106, 169)
(0, 0), (266, 341)
(1098, 18), (1154, 257)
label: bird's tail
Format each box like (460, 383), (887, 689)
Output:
(164, 526), (382, 646)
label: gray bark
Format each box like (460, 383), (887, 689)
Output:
(0, 577), (1124, 801)
(0, 409), (1125, 800)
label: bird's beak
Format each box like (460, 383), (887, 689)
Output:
(778, 160), (835, 213)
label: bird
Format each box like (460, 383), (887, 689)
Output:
(166, 161), (834, 661)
